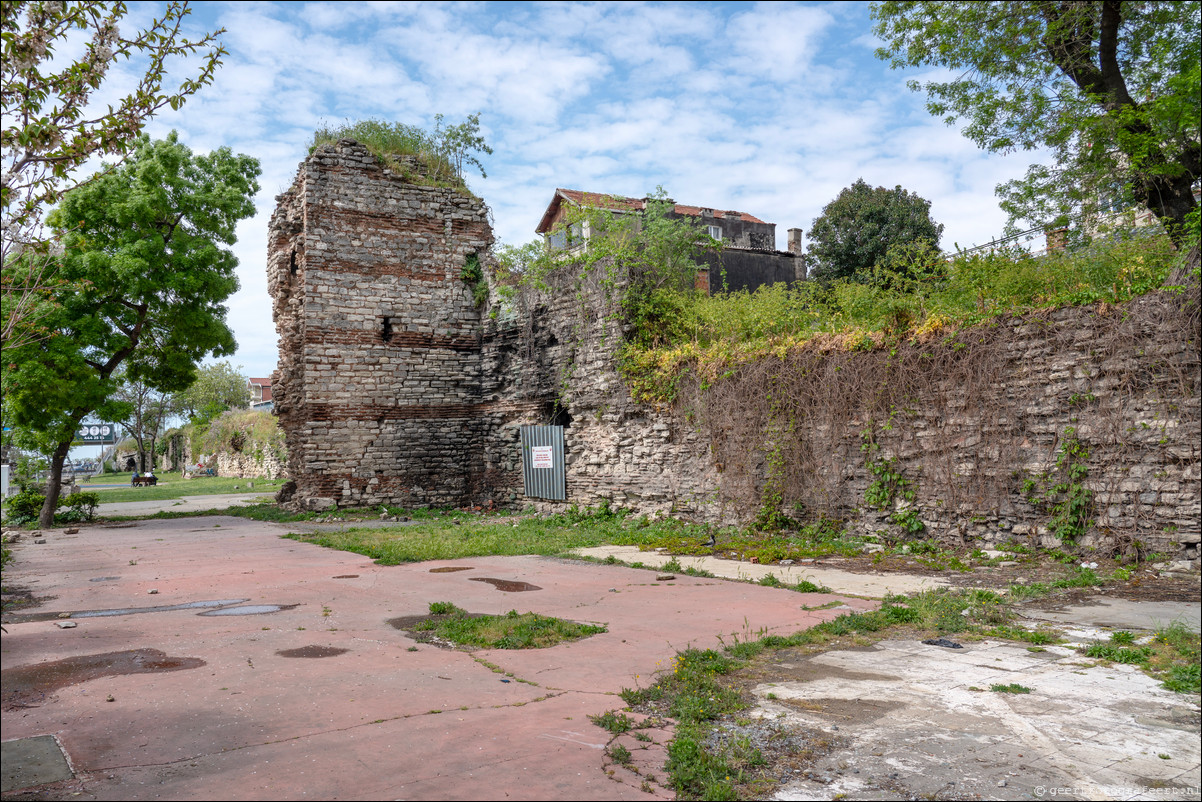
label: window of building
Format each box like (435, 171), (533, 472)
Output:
(707, 225), (722, 241)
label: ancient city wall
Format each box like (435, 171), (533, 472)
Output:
(268, 140), (499, 509)
(497, 265), (1199, 565)
(268, 143), (1199, 564)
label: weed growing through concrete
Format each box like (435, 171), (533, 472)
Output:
(990, 683), (1033, 694)
(608, 743), (633, 764)
(595, 583), (1200, 800)
(590, 711), (636, 733)
(794, 579), (832, 593)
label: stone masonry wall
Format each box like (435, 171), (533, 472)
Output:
(269, 141), (496, 509)
(268, 144), (1198, 564)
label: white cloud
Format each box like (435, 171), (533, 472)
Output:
(723, 2), (836, 82)
(68, 0), (1053, 379)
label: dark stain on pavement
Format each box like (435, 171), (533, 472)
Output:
(469, 577), (541, 592)
(332, 574), (359, 579)
(2, 649), (205, 710)
(778, 696), (905, 722)
(276, 646), (349, 658)
(429, 566), (473, 573)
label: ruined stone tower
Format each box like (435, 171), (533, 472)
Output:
(267, 140), (495, 509)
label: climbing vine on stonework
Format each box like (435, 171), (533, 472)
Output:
(1022, 426), (1095, 543)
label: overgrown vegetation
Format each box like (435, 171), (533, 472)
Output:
(191, 409), (286, 466)
(311, 116), (492, 190)
(620, 231), (1184, 404)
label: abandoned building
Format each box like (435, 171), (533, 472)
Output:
(267, 139), (1199, 567)
(535, 188), (806, 291)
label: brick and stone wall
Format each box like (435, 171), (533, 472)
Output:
(268, 142), (1199, 564)
(269, 140), (498, 509)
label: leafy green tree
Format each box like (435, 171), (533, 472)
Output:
(806, 178), (944, 283)
(112, 369), (174, 472)
(432, 113), (494, 181)
(2, 1), (227, 351)
(173, 360), (251, 426)
(1, 133), (259, 526)
(873, 1), (1201, 247)
(528, 189), (720, 347)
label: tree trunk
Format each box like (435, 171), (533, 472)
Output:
(1132, 170), (1199, 251)
(39, 440), (70, 528)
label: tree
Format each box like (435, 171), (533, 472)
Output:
(174, 360), (250, 426)
(113, 369), (174, 472)
(2, 1), (227, 351)
(806, 178), (944, 283)
(528, 188), (720, 348)
(872, 1), (1201, 248)
(0, 133), (260, 526)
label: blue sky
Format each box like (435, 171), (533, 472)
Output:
(115, 0), (1043, 381)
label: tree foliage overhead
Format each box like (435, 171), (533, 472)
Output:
(1, 0), (226, 241)
(2, 0), (227, 352)
(806, 178), (944, 283)
(1, 133), (259, 525)
(872, 0), (1201, 247)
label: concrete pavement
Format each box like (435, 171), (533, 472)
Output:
(2, 514), (1199, 801)
(1, 516), (872, 800)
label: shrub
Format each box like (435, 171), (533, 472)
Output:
(59, 491), (100, 523)
(4, 489), (45, 525)
(4, 489), (102, 526)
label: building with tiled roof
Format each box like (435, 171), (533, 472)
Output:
(535, 188), (807, 291)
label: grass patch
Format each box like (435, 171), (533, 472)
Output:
(1050, 566), (1104, 588)
(286, 504), (868, 568)
(411, 604), (606, 649)
(990, 683), (1032, 694)
(285, 506), (665, 563)
(1149, 622), (1201, 693)
(794, 579), (832, 593)
(985, 625), (1061, 645)
(1080, 642), (1153, 663)
(75, 473), (286, 505)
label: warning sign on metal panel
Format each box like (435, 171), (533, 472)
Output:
(531, 446), (554, 468)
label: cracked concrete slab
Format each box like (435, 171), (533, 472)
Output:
(751, 639), (1201, 801)
(1, 516), (870, 800)
(3, 516), (1197, 801)
(573, 545), (949, 597)
(1022, 597), (1201, 634)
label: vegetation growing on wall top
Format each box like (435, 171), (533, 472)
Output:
(311, 116), (492, 191)
(621, 230), (1186, 403)
(190, 409), (285, 465)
